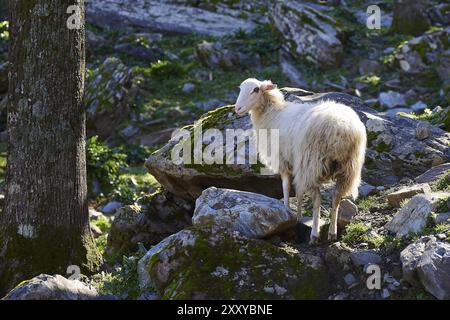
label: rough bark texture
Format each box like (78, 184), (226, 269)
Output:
(0, 0), (101, 295)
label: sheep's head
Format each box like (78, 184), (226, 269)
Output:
(235, 78), (277, 116)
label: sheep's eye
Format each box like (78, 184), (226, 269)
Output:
(253, 87), (260, 93)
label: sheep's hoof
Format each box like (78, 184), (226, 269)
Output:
(309, 235), (319, 245)
(328, 233), (338, 242)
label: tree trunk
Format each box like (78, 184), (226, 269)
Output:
(0, 0), (101, 295)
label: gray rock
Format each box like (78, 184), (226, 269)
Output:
(385, 193), (449, 237)
(106, 190), (193, 258)
(358, 181), (376, 197)
(350, 250), (382, 267)
(435, 212), (450, 224)
(138, 226), (331, 299)
(196, 41), (257, 70)
(181, 83), (196, 93)
(279, 52), (308, 88)
(114, 43), (164, 62)
(3, 274), (101, 300)
(415, 163), (450, 184)
(358, 59), (381, 76)
(0, 62), (7, 93)
(387, 183), (431, 208)
(270, 1), (343, 69)
(101, 201), (123, 214)
(344, 273), (357, 286)
(193, 187), (297, 239)
(411, 101), (427, 112)
(379, 91), (407, 109)
(131, 128), (175, 147)
(145, 88), (450, 200)
(86, 0), (255, 37)
(338, 199), (358, 229)
(429, 3), (450, 26)
(120, 124), (139, 139)
(416, 121), (432, 140)
(325, 242), (353, 277)
(85, 57), (138, 139)
(133, 32), (163, 44)
(395, 27), (450, 75)
(401, 237), (450, 299)
(86, 29), (105, 48)
(384, 108), (411, 117)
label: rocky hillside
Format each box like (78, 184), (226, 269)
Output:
(1, 0), (450, 300)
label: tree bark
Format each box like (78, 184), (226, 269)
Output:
(0, 0), (101, 295)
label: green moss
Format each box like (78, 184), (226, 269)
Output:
(148, 227), (330, 300)
(0, 225), (102, 295)
(374, 141), (391, 153)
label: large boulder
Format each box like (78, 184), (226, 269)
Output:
(400, 236), (450, 300)
(85, 57), (138, 139)
(106, 189), (193, 259)
(137, 227), (330, 299)
(86, 0), (255, 37)
(145, 88), (450, 200)
(2, 274), (104, 300)
(192, 187), (297, 239)
(270, 1), (343, 69)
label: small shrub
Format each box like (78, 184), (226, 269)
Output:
(147, 60), (186, 80)
(95, 244), (152, 299)
(92, 216), (112, 255)
(341, 222), (384, 248)
(86, 135), (128, 195)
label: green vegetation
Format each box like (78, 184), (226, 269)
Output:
(0, 20), (8, 40)
(86, 136), (129, 195)
(92, 216), (112, 255)
(356, 195), (388, 213)
(86, 136), (158, 204)
(341, 222), (383, 248)
(431, 171), (450, 192)
(95, 244), (150, 299)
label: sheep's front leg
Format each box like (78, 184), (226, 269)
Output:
(310, 187), (321, 245)
(280, 173), (290, 208)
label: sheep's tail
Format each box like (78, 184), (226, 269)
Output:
(339, 128), (366, 200)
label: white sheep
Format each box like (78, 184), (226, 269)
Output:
(235, 78), (366, 244)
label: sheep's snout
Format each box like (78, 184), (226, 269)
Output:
(234, 105), (246, 116)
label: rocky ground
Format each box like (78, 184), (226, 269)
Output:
(0, 0), (450, 300)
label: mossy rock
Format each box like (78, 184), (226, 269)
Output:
(146, 87), (450, 198)
(106, 189), (193, 262)
(138, 226), (331, 299)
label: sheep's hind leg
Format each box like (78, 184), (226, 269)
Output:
(296, 192), (304, 220)
(329, 182), (345, 242)
(281, 173), (291, 208)
(310, 187), (321, 245)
